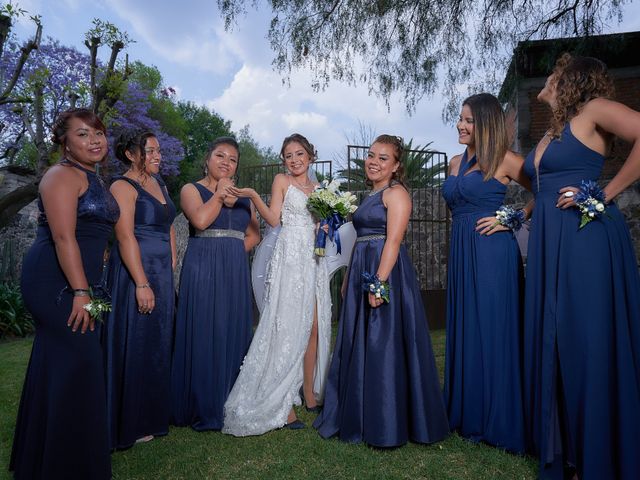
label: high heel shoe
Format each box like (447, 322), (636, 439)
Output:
(299, 387), (322, 413)
(285, 419), (306, 430)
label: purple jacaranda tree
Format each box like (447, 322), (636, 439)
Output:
(0, 39), (182, 176)
(0, 35), (183, 228)
(0, 38), (93, 168)
(107, 80), (183, 177)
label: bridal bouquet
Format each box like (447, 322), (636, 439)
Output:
(307, 179), (358, 256)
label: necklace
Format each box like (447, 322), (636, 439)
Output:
(291, 176), (313, 190)
(369, 185), (388, 196)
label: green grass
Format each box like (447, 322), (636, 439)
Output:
(0, 331), (537, 479)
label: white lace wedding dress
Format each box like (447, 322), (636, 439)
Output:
(222, 185), (332, 436)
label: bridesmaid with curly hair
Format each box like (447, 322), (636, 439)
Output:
(523, 53), (640, 480)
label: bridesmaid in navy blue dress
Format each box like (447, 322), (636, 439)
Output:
(523, 54), (640, 479)
(442, 93), (531, 453)
(171, 136), (260, 431)
(10, 109), (118, 479)
(102, 131), (177, 449)
(314, 134), (449, 447)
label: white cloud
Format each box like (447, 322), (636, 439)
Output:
(207, 62), (461, 166)
(282, 112), (328, 130)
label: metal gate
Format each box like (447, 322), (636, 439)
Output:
(343, 145), (450, 329)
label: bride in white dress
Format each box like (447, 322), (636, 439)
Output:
(223, 134), (331, 436)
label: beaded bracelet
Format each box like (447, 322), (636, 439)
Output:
(361, 272), (390, 303)
(72, 289), (90, 297)
(136, 283), (151, 289)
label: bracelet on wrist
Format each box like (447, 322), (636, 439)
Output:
(136, 283), (151, 289)
(73, 289), (90, 297)
(361, 272), (391, 303)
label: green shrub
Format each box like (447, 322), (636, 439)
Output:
(0, 282), (34, 338)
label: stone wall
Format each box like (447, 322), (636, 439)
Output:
(0, 167), (38, 281)
(2, 181), (640, 287)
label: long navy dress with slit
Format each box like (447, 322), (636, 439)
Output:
(314, 187), (449, 447)
(442, 151), (525, 453)
(11, 160), (119, 479)
(171, 183), (253, 431)
(103, 174), (176, 449)
(523, 123), (640, 479)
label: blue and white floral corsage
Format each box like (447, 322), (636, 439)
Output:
(493, 205), (525, 231)
(362, 272), (390, 304)
(574, 180), (606, 229)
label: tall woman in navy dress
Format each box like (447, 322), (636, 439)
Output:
(523, 54), (640, 479)
(10, 109), (118, 479)
(314, 134), (449, 447)
(442, 93), (531, 453)
(171, 136), (260, 431)
(102, 131), (177, 449)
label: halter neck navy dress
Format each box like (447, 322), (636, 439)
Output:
(11, 160), (119, 479)
(314, 187), (449, 447)
(441, 151), (525, 453)
(523, 123), (640, 479)
(171, 183), (253, 431)
(102, 174), (176, 449)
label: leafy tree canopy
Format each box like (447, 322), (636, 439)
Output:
(218, 0), (625, 120)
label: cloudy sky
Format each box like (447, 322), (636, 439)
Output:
(10, 0), (640, 164)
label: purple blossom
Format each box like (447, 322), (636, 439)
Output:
(106, 81), (183, 177)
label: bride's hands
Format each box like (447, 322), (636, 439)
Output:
(215, 178), (238, 207)
(228, 186), (257, 200)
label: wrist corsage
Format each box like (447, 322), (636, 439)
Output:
(362, 272), (390, 303)
(574, 180), (606, 229)
(83, 296), (112, 320)
(58, 284), (112, 321)
(493, 205), (525, 231)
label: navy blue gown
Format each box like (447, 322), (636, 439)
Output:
(442, 152), (525, 453)
(102, 175), (176, 449)
(523, 123), (640, 479)
(314, 187), (449, 447)
(11, 160), (119, 480)
(171, 183), (253, 431)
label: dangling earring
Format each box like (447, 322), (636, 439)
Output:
(204, 165), (209, 176)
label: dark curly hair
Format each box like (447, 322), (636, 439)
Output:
(51, 108), (107, 155)
(114, 130), (156, 169)
(371, 134), (407, 189)
(280, 133), (316, 163)
(549, 53), (615, 137)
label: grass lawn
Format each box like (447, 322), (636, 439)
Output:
(0, 331), (537, 479)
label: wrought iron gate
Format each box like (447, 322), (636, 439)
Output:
(344, 145), (450, 329)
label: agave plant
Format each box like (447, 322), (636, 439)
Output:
(0, 282), (34, 338)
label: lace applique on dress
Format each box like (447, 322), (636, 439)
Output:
(223, 185), (332, 436)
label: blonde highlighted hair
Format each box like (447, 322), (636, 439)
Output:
(462, 93), (508, 181)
